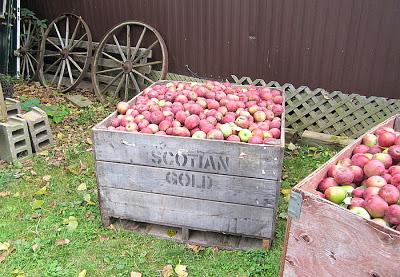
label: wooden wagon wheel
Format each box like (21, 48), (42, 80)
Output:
(38, 14), (92, 93)
(14, 15), (43, 81)
(92, 21), (168, 102)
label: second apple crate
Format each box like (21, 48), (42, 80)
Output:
(93, 81), (285, 250)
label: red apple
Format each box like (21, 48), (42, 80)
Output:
(388, 145), (400, 161)
(184, 115), (200, 130)
(363, 187), (380, 199)
(364, 195), (389, 218)
(365, 176), (387, 188)
(379, 184), (400, 204)
(226, 135), (241, 142)
(125, 122), (138, 132)
(172, 126), (191, 137)
(235, 116), (250, 129)
(368, 145), (382, 154)
(351, 153), (370, 168)
(140, 127), (154, 134)
(378, 131), (396, 147)
(318, 177), (338, 193)
(349, 197), (365, 209)
(111, 118), (121, 128)
(352, 187), (365, 198)
(389, 166), (400, 175)
(253, 111), (266, 122)
(353, 145), (370, 155)
(192, 130), (207, 139)
(189, 103), (203, 115)
(149, 110), (164, 125)
(349, 165), (364, 183)
(391, 174), (400, 187)
(363, 134), (378, 147)
(269, 128), (281, 139)
(384, 204), (400, 225)
(337, 158), (352, 167)
(332, 166), (354, 185)
(117, 101), (129, 114)
(373, 153), (392, 168)
(363, 160), (385, 177)
(248, 136), (264, 144)
(207, 129), (224, 140)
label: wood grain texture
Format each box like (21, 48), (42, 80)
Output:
(96, 161), (279, 208)
(114, 219), (271, 250)
(0, 83), (7, 122)
(282, 193), (400, 277)
(99, 187), (275, 238)
(281, 115), (400, 276)
(93, 129), (283, 180)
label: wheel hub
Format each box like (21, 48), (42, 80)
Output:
(60, 48), (70, 59)
(122, 61), (133, 73)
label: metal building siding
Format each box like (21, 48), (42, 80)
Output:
(24, 0), (400, 98)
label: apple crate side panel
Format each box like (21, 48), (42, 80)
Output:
(280, 115), (400, 277)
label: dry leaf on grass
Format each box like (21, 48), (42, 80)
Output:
(42, 175), (51, 182)
(55, 239), (70, 246)
(78, 270), (87, 277)
(86, 137), (93, 145)
(161, 265), (174, 277)
(99, 236), (109, 241)
(130, 272), (142, 277)
(0, 192), (11, 197)
(175, 264), (188, 277)
(77, 183), (87, 191)
(187, 244), (204, 253)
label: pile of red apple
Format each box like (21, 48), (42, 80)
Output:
(318, 127), (400, 231)
(107, 81), (283, 144)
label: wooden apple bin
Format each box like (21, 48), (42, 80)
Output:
(280, 115), (400, 277)
(93, 81), (285, 250)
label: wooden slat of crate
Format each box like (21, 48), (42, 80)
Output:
(93, 129), (283, 181)
(96, 161), (279, 208)
(113, 219), (270, 250)
(100, 187), (275, 238)
(280, 114), (400, 276)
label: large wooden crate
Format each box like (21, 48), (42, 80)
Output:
(280, 115), (400, 276)
(93, 81), (285, 250)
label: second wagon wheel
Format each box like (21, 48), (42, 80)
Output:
(15, 15), (43, 81)
(92, 21), (168, 102)
(38, 14), (92, 93)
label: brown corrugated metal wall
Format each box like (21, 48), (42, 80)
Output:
(24, 0), (400, 98)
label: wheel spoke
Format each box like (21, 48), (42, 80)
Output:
(132, 69), (155, 84)
(96, 67), (123, 75)
(26, 57), (31, 78)
(69, 33), (87, 52)
(27, 55), (36, 76)
(51, 61), (63, 84)
(26, 20), (32, 48)
(126, 25), (131, 59)
(129, 72), (141, 93)
(65, 16), (70, 47)
(132, 39), (158, 64)
(100, 71), (124, 94)
(68, 18), (81, 48)
(101, 51), (123, 65)
(131, 27), (146, 60)
(53, 23), (65, 48)
(113, 74), (125, 98)
(46, 38), (62, 51)
(124, 74), (129, 101)
(57, 60), (66, 89)
(133, 60), (162, 68)
(20, 57), (25, 78)
(44, 53), (60, 58)
(113, 34), (127, 61)
(27, 53), (39, 64)
(44, 57), (62, 74)
(22, 22), (27, 45)
(67, 56), (83, 72)
(69, 52), (87, 56)
(66, 59), (74, 84)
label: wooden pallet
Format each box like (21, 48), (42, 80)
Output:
(228, 75), (400, 139)
(111, 218), (271, 251)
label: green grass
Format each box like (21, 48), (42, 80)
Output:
(0, 95), (336, 276)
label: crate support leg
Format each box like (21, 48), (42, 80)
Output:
(182, 228), (190, 241)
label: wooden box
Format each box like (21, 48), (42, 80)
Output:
(281, 115), (400, 276)
(93, 81), (285, 250)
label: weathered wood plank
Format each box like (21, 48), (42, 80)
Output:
(96, 161), (279, 208)
(282, 193), (400, 277)
(100, 187), (275, 238)
(301, 130), (355, 148)
(93, 129), (283, 180)
(114, 219), (270, 250)
(281, 114), (400, 276)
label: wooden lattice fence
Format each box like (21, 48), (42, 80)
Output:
(149, 72), (400, 139)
